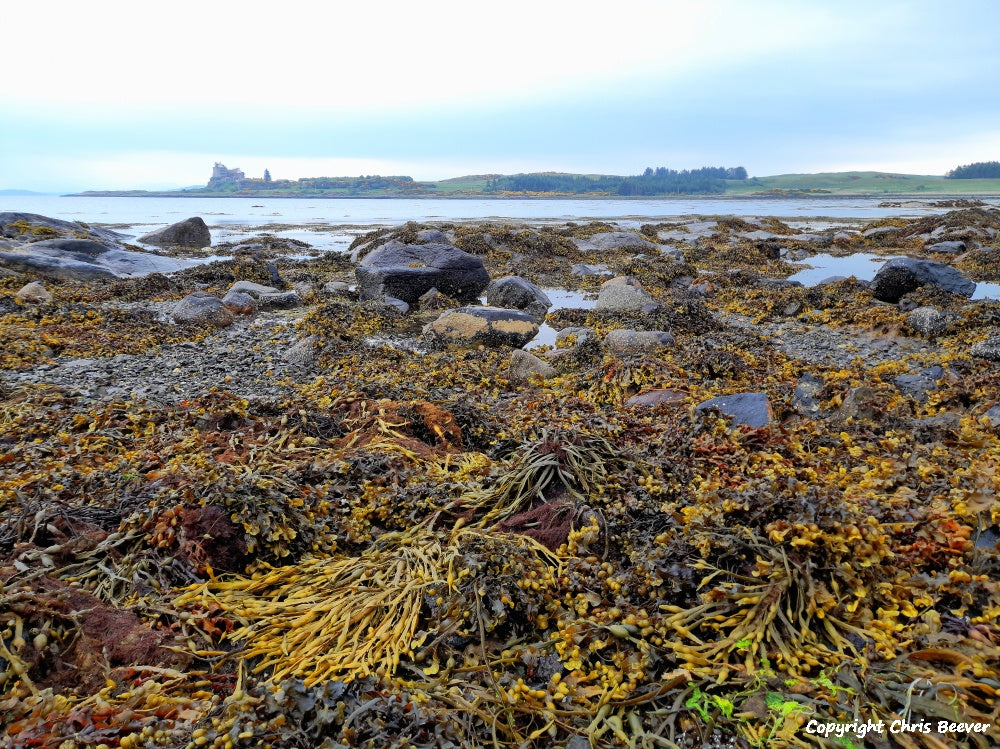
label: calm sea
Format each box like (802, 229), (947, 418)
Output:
(3, 194), (994, 251)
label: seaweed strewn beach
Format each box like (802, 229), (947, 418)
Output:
(2, 208), (1000, 748)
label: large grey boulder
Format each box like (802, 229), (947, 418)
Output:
(871, 257), (976, 302)
(173, 292), (233, 327)
(486, 276), (551, 322)
(355, 241), (489, 304)
(0, 212), (125, 245)
(0, 246), (118, 280)
(139, 217), (211, 248)
(423, 306), (539, 348)
(593, 284), (656, 311)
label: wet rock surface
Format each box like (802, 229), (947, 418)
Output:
(355, 241), (489, 304)
(138, 216), (211, 248)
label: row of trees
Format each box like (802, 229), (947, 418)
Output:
(485, 166), (748, 195)
(945, 161), (1000, 179)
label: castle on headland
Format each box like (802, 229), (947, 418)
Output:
(209, 162), (246, 184)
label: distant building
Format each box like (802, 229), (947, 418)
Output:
(210, 162), (245, 184)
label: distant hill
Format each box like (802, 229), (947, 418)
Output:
(68, 170), (1000, 198)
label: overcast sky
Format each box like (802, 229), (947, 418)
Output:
(2, 0), (998, 191)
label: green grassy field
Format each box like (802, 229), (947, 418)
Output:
(723, 171), (1000, 195)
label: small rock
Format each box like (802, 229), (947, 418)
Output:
(282, 336), (317, 367)
(893, 366), (944, 401)
(626, 388), (687, 407)
(221, 290), (256, 315)
(173, 292), (233, 327)
(570, 263), (612, 277)
(600, 276), (642, 289)
(593, 284), (655, 312)
(925, 240), (966, 254)
(661, 246), (685, 262)
(384, 296), (410, 314)
(971, 336), (1000, 361)
(230, 281), (279, 296)
(486, 276), (551, 322)
(906, 307), (949, 337)
(783, 301), (803, 316)
(835, 386), (878, 421)
(793, 374), (825, 416)
(256, 291), (304, 310)
(14, 281), (52, 303)
(423, 306), (539, 348)
(416, 229), (450, 243)
(603, 329), (674, 355)
(696, 392), (773, 428)
(509, 349), (556, 382)
(323, 280), (351, 295)
(981, 405), (1000, 426)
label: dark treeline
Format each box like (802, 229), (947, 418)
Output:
(945, 161), (1000, 179)
(486, 166), (748, 195)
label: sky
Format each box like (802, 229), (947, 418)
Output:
(2, 0), (999, 191)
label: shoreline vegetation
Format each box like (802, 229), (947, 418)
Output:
(67, 169), (1000, 199)
(3, 207), (1000, 747)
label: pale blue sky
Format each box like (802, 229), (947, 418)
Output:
(2, 0), (998, 191)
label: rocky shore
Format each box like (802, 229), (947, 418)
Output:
(2, 208), (1000, 747)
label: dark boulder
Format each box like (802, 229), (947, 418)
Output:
(925, 240), (967, 254)
(871, 257), (975, 302)
(139, 217), (212, 248)
(355, 241), (489, 304)
(696, 392), (774, 428)
(486, 276), (551, 322)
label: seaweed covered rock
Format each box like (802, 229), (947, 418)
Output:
(485, 276), (551, 322)
(574, 231), (656, 251)
(139, 217), (211, 248)
(871, 257), (976, 302)
(603, 329), (674, 355)
(355, 241), (489, 304)
(423, 306), (538, 348)
(172, 291), (234, 327)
